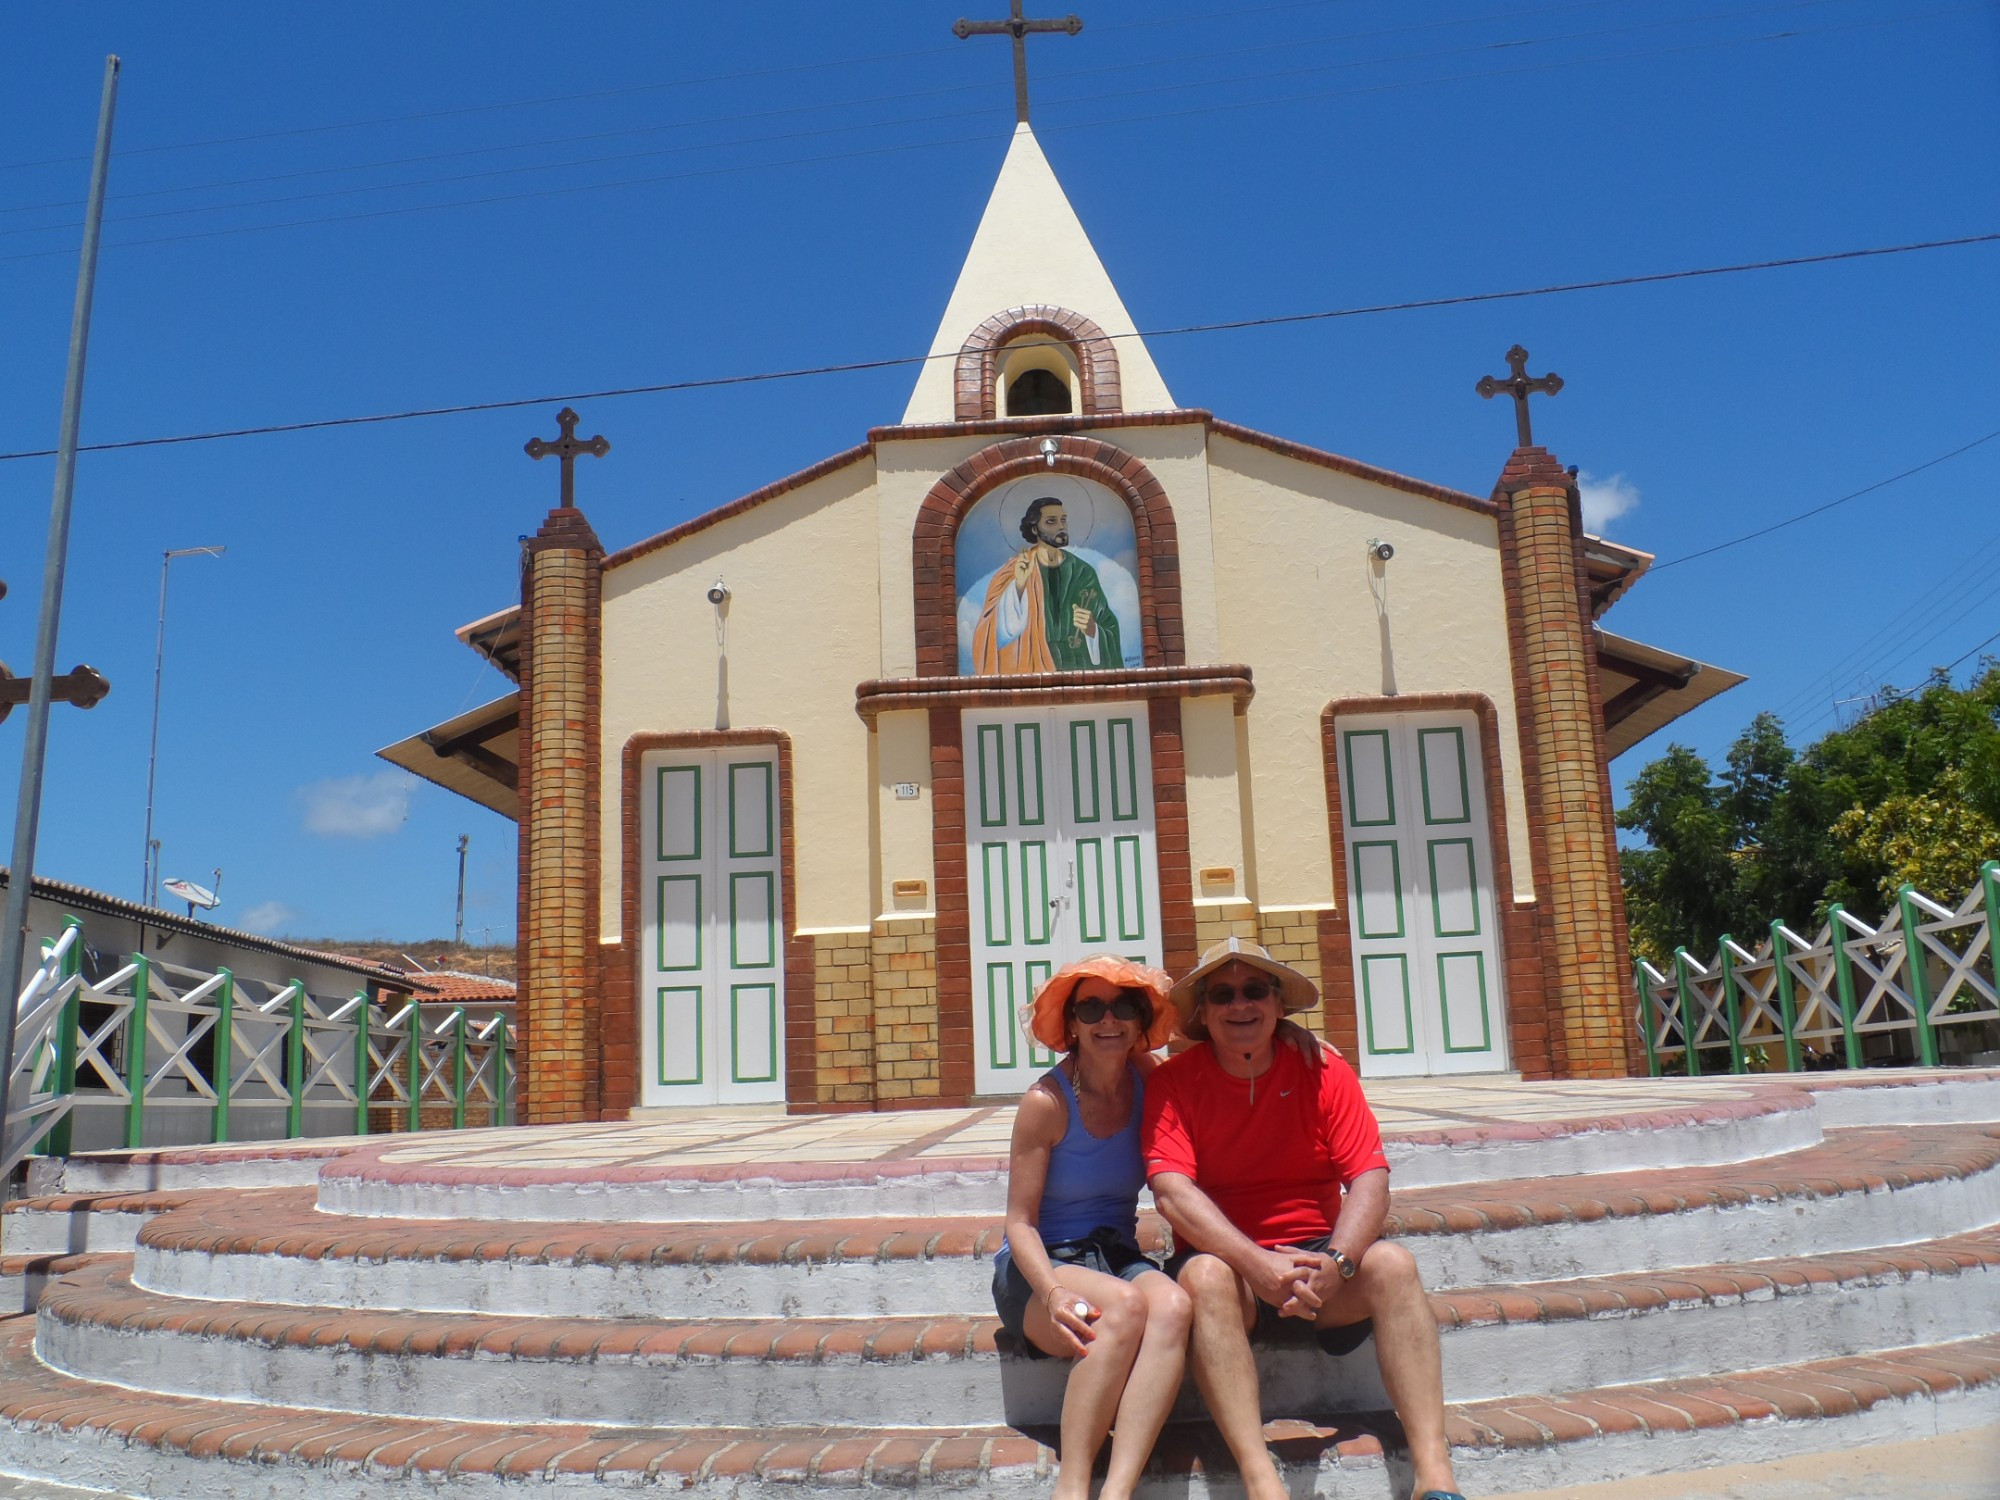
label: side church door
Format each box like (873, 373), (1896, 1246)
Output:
(638, 746), (786, 1106)
(1335, 709), (1509, 1077)
(964, 702), (1164, 1096)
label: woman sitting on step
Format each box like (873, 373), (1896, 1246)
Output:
(995, 957), (1334, 1500)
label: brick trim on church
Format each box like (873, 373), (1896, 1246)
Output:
(608, 730), (815, 1115)
(954, 304), (1122, 421)
(910, 433), (1184, 679)
(1315, 692), (1550, 1078)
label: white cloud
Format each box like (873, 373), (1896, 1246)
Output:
(236, 900), (299, 936)
(1577, 470), (1640, 534)
(300, 770), (414, 838)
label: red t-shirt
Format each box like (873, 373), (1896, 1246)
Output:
(1141, 1043), (1388, 1248)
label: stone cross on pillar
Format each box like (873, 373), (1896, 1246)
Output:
(1476, 344), (1564, 448)
(524, 407), (610, 509)
(954, 1), (1084, 124)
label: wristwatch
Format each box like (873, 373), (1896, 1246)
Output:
(1329, 1247), (1359, 1280)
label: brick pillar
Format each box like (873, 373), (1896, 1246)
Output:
(517, 506), (603, 1123)
(1495, 447), (1632, 1077)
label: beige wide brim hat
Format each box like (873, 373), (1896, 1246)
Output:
(1168, 937), (1318, 1042)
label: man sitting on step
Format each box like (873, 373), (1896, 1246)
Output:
(1142, 938), (1464, 1500)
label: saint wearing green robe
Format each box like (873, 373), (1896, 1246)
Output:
(972, 498), (1127, 674)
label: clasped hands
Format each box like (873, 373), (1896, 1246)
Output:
(1249, 1245), (1348, 1322)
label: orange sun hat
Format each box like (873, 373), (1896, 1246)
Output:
(1022, 954), (1177, 1055)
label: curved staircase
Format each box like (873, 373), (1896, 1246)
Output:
(3, 1073), (1997, 1497)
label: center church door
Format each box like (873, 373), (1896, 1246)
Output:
(964, 703), (1164, 1096)
(638, 746), (786, 1106)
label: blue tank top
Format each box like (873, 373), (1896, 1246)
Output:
(1006, 1065), (1145, 1253)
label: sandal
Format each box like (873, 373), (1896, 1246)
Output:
(1417, 1492), (1469, 1500)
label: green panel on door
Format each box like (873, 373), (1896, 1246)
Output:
(1069, 720), (1101, 823)
(981, 843), (1013, 947)
(1108, 718), (1139, 821)
(729, 871), (777, 968)
(1343, 730), (1396, 827)
(1436, 952), (1493, 1053)
(729, 983), (779, 1082)
(655, 986), (704, 1085)
(1113, 835), (1146, 942)
(1020, 841), (1052, 946)
(977, 725), (1007, 828)
(728, 762), (774, 857)
(1075, 838), (1107, 944)
(1351, 842), (1405, 940)
(656, 766), (701, 860)
(1426, 839), (1481, 939)
(1014, 722), (1045, 827)
(1026, 959), (1055, 1067)
(1360, 955), (1415, 1055)
(986, 964), (1020, 1070)
(1418, 727), (1471, 826)
(656, 875), (702, 971)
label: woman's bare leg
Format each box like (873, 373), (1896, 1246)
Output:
(1022, 1264), (1150, 1500)
(1098, 1270), (1191, 1500)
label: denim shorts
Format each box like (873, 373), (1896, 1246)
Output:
(992, 1226), (1163, 1359)
(1164, 1232), (1375, 1356)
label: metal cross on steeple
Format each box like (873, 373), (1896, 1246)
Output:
(524, 407), (610, 509)
(1476, 345), (1564, 448)
(954, 2), (1084, 124)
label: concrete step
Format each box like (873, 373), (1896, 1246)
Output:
(45, 1221), (2000, 1426)
(1394, 1122), (2000, 1287)
(1, 1191), (209, 1257)
(316, 1084), (1847, 1221)
(122, 1124), (2000, 1320)
(0, 1253), (104, 1318)
(5, 1310), (1998, 1498)
(24, 1140), (361, 1196)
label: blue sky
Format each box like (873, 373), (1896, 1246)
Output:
(4, 2), (1997, 942)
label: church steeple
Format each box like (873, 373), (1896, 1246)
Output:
(902, 124), (1174, 425)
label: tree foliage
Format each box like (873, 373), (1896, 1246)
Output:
(1618, 663), (2000, 962)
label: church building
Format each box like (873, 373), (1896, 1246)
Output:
(383, 123), (1741, 1122)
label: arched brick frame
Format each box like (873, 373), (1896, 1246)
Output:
(1316, 693), (1552, 1080)
(955, 304), (1123, 421)
(911, 433), (1183, 678)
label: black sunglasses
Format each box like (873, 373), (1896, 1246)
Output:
(1071, 992), (1151, 1026)
(1204, 979), (1275, 1006)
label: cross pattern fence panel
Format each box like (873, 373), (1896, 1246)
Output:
(6, 915), (512, 1173)
(1634, 863), (2000, 1076)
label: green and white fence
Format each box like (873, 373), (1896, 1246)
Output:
(5, 916), (512, 1177)
(1634, 862), (2000, 1076)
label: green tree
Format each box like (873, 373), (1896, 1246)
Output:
(1618, 662), (2000, 960)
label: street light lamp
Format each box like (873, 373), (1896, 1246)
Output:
(142, 545), (223, 907)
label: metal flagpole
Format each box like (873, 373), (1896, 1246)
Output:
(0, 55), (122, 1163)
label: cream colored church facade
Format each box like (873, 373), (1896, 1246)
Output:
(386, 125), (1740, 1121)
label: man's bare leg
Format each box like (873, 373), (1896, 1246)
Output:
(1320, 1241), (1457, 1497)
(1177, 1254), (1288, 1500)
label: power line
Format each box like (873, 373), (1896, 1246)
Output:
(1649, 421), (2000, 570)
(1, 229), (1993, 465)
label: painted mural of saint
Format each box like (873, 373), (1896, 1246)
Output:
(973, 497), (1124, 674)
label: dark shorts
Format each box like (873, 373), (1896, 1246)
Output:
(1164, 1232), (1376, 1357)
(992, 1226), (1164, 1360)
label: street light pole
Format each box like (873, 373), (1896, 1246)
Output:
(1, 56), (121, 1166)
(454, 834), (469, 948)
(141, 545), (223, 906)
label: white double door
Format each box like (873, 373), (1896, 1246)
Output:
(639, 746), (786, 1106)
(1337, 709), (1509, 1077)
(965, 703), (1164, 1097)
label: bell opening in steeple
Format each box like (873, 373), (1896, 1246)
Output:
(1000, 338), (1076, 416)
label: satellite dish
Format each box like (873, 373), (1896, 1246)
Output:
(162, 878), (220, 916)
